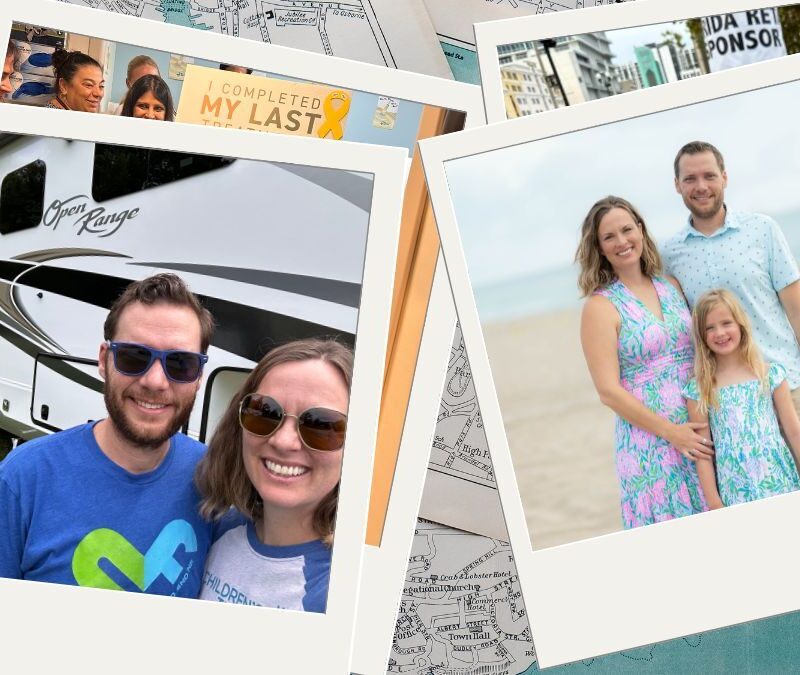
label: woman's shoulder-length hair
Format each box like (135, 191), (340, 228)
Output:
(195, 337), (354, 546)
(575, 195), (663, 297)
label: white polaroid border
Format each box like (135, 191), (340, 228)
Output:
(0, 104), (406, 672)
(2, 3), (486, 673)
(420, 54), (800, 666)
(357, 253), (456, 671)
(475, 0), (800, 124)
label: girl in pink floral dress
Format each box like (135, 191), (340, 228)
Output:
(577, 196), (709, 528)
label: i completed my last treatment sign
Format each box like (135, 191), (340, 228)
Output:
(176, 65), (351, 140)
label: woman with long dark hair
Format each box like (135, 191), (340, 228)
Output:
(120, 74), (175, 121)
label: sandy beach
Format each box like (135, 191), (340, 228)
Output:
(483, 306), (623, 550)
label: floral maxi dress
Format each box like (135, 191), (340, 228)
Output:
(595, 277), (707, 528)
(683, 363), (800, 505)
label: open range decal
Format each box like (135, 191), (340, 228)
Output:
(43, 195), (139, 238)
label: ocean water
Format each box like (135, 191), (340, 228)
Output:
(474, 212), (800, 326)
(474, 264), (582, 325)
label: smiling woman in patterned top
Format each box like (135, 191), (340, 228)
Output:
(575, 195), (710, 529)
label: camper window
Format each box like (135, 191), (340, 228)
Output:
(0, 160), (46, 235)
(92, 144), (235, 203)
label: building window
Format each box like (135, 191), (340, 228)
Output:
(0, 160), (46, 235)
(92, 145), (235, 203)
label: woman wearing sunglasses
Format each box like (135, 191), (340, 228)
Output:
(195, 338), (352, 612)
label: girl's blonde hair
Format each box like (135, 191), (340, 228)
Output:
(575, 195), (662, 297)
(691, 289), (768, 413)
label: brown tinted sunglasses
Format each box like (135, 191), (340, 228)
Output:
(238, 393), (347, 452)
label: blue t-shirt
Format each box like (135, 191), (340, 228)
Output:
(0, 423), (212, 597)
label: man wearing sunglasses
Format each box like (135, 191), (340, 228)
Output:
(0, 273), (220, 596)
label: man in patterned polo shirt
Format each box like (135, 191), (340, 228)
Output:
(662, 140), (800, 412)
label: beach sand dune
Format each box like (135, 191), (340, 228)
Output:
(483, 306), (623, 549)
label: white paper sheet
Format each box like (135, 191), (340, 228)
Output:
(424, 0), (631, 48)
(54, 0), (453, 77)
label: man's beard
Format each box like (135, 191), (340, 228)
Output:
(104, 387), (195, 450)
(686, 192), (724, 222)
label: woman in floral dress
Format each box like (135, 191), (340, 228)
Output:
(576, 196), (709, 528)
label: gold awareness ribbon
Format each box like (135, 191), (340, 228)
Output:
(318, 90), (351, 140)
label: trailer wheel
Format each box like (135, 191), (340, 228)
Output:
(0, 430), (13, 461)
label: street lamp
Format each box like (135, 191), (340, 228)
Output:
(594, 67), (619, 97)
(539, 38), (569, 106)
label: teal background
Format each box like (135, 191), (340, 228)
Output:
(520, 611), (800, 673)
(442, 41), (481, 85)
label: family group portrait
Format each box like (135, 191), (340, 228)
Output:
(445, 76), (800, 549)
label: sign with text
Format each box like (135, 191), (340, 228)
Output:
(703, 9), (787, 72)
(176, 64), (351, 139)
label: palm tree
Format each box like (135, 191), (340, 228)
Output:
(660, 29), (686, 51)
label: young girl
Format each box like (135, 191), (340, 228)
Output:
(684, 289), (800, 508)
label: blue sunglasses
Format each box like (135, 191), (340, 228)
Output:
(107, 341), (208, 383)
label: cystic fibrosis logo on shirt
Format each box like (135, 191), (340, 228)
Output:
(71, 519), (197, 592)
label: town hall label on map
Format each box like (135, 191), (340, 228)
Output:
(176, 65), (351, 140)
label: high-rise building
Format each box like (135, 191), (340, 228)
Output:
(677, 46), (702, 78)
(614, 61), (643, 92)
(635, 45), (665, 88)
(538, 32), (618, 105)
(500, 59), (556, 117)
(634, 40), (702, 88)
(497, 32), (618, 109)
(655, 42), (681, 83)
(497, 41), (537, 64)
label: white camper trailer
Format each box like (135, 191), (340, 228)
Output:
(0, 133), (370, 454)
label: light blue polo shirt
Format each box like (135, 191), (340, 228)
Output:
(662, 208), (800, 389)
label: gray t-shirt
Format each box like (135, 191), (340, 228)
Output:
(199, 522), (331, 612)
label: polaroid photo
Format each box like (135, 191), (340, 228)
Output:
(1, 3), (486, 671)
(476, 0), (800, 123)
(420, 52), (800, 665)
(0, 82), (406, 672)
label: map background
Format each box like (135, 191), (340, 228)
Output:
(19, 1), (800, 671)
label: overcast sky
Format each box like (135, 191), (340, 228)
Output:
(444, 78), (800, 288)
